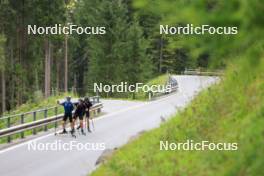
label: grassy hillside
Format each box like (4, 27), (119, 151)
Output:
(91, 52), (264, 175)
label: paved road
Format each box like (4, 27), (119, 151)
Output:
(0, 75), (217, 176)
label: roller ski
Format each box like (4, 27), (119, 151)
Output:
(76, 125), (86, 135)
(55, 129), (68, 135)
(70, 129), (77, 138)
(81, 129), (86, 136)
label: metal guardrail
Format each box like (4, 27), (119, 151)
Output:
(183, 68), (224, 76)
(148, 76), (179, 100)
(0, 96), (102, 143)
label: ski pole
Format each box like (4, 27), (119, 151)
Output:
(91, 117), (95, 131)
(54, 106), (58, 135)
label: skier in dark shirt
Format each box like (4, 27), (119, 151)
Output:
(58, 96), (74, 134)
(84, 97), (93, 132)
(73, 98), (86, 135)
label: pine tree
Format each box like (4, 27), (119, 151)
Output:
(86, 0), (129, 91)
(125, 22), (152, 84)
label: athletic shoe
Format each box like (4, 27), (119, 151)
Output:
(81, 129), (86, 135)
(60, 129), (67, 134)
(70, 129), (75, 134)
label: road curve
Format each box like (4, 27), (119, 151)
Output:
(0, 75), (218, 176)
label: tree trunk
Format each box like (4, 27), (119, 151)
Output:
(56, 57), (60, 93)
(49, 43), (53, 94)
(16, 25), (22, 105)
(1, 69), (6, 114)
(10, 42), (15, 109)
(35, 69), (39, 90)
(159, 37), (163, 73)
(44, 38), (51, 98)
(64, 35), (68, 92)
(73, 74), (77, 94)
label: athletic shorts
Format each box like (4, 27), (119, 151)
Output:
(85, 111), (90, 118)
(63, 112), (73, 122)
(74, 113), (84, 120)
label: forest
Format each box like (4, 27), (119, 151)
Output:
(0, 0), (263, 115)
(0, 0), (190, 114)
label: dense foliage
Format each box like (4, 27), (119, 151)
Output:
(0, 0), (263, 113)
(0, 0), (154, 113)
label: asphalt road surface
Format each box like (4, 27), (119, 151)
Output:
(0, 75), (218, 176)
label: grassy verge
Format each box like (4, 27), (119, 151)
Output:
(91, 53), (264, 175)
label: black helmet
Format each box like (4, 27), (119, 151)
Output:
(84, 97), (89, 101)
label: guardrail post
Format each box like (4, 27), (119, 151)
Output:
(33, 111), (37, 135)
(21, 114), (24, 139)
(96, 96), (99, 103)
(54, 107), (58, 128)
(7, 117), (11, 143)
(44, 109), (48, 131)
(148, 92), (152, 101)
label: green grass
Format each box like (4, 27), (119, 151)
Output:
(91, 53), (264, 175)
